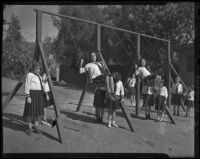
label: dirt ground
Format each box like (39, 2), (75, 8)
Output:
(2, 77), (195, 157)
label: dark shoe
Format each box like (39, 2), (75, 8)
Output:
(177, 113), (180, 116)
(26, 128), (33, 136)
(52, 119), (57, 128)
(34, 127), (41, 134)
(173, 113), (176, 116)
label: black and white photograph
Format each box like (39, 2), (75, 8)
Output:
(2, 3), (198, 157)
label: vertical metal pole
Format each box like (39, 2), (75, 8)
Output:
(136, 34), (141, 116)
(168, 41), (171, 108)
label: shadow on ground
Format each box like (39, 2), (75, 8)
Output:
(3, 113), (59, 142)
(60, 110), (97, 124)
(2, 92), (25, 97)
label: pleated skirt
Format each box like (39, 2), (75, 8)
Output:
(155, 95), (166, 111)
(23, 90), (45, 121)
(171, 94), (182, 105)
(93, 89), (106, 108)
(184, 100), (194, 107)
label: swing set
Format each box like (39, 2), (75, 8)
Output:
(3, 9), (188, 144)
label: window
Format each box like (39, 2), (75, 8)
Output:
(187, 55), (194, 72)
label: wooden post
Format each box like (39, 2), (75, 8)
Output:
(36, 11), (65, 144)
(76, 80), (88, 112)
(167, 41), (171, 108)
(136, 34), (141, 116)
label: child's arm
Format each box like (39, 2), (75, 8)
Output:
(25, 73), (31, 103)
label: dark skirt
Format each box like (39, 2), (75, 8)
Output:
(155, 95), (166, 111)
(128, 86), (136, 96)
(23, 90), (45, 120)
(92, 75), (106, 85)
(105, 98), (120, 111)
(93, 89), (106, 108)
(171, 94), (182, 105)
(44, 91), (54, 108)
(143, 94), (154, 107)
(184, 100), (194, 107)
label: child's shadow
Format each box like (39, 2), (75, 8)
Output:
(3, 113), (59, 142)
(3, 113), (27, 132)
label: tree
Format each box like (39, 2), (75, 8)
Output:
(3, 14), (35, 77)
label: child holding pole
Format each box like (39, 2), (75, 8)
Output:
(155, 79), (168, 121)
(23, 62), (45, 135)
(184, 84), (194, 117)
(106, 72), (124, 128)
(171, 77), (183, 116)
(127, 73), (136, 106)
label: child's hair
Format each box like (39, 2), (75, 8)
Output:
(113, 72), (122, 82)
(30, 61), (41, 72)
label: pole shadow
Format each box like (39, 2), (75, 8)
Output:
(60, 110), (97, 124)
(3, 113), (59, 143)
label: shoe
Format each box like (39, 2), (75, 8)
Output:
(34, 127), (41, 134)
(177, 113), (180, 116)
(52, 119), (57, 128)
(99, 119), (103, 123)
(41, 120), (51, 127)
(108, 120), (112, 128)
(173, 113), (176, 116)
(26, 128), (33, 136)
(112, 121), (118, 128)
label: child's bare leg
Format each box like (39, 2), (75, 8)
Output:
(44, 108), (47, 121)
(112, 111), (118, 127)
(173, 105), (176, 115)
(177, 105), (180, 116)
(185, 106), (189, 117)
(108, 102), (112, 127)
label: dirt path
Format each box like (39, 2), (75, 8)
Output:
(2, 77), (194, 157)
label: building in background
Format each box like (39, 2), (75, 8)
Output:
(176, 43), (194, 87)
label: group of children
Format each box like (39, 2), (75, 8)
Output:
(24, 54), (194, 135)
(127, 59), (195, 121)
(23, 62), (57, 136)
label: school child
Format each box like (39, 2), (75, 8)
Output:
(40, 72), (53, 127)
(184, 84), (194, 117)
(127, 73), (136, 105)
(155, 79), (168, 121)
(171, 77), (183, 116)
(23, 62), (45, 135)
(106, 72), (124, 128)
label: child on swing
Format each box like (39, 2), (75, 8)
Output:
(23, 62), (45, 135)
(106, 72), (124, 128)
(171, 76), (183, 116)
(155, 79), (168, 122)
(184, 84), (194, 118)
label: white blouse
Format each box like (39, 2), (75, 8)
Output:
(186, 90), (194, 101)
(79, 62), (103, 79)
(127, 77), (136, 88)
(171, 83), (183, 94)
(158, 86), (168, 99)
(25, 72), (44, 94)
(115, 80), (124, 96)
(42, 74), (50, 92)
(135, 66), (151, 79)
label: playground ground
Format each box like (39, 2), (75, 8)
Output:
(2, 77), (195, 157)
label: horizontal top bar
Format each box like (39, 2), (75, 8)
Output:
(34, 9), (170, 43)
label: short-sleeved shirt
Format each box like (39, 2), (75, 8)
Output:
(158, 86), (168, 99)
(127, 77), (136, 88)
(171, 83), (183, 94)
(80, 62), (103, 79)
(115, 81), (124, 96)
(186, 90), (194, 101)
